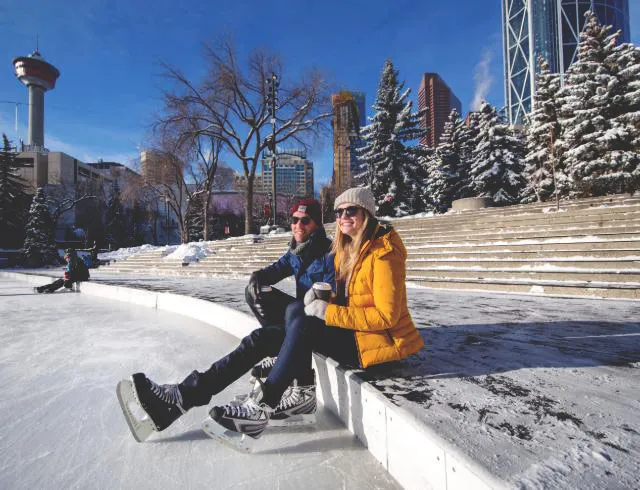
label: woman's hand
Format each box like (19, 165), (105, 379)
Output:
(304, 299), (328, 321)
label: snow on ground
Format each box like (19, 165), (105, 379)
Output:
(19, 268), (640, 489)
(0, 277), (399, 490)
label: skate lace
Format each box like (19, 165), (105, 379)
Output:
(275, 386), (303, 411)
(256, 356), (277, 371)
(223, 397), (267, 419)
(150, 380), (186, 413)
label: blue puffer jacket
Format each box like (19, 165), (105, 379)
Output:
(256, 227), (335, 299)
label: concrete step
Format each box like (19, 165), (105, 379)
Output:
(405, 258), (640, 270)
(405, 268), (640, 283)
(407, 248), (640, 260)
(406, 277), (640, 300)
(407, 238), (640, 253)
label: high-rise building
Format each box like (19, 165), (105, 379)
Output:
(332, 91), (366, 193)
(260, 149), (314, 197)
(502, 0), (631, 125)
(418, 73), (462, 147)
(140, 150), (182, 185)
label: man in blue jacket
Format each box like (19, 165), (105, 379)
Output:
(245, 198), (335, 329)
(35, 248), (90, 293)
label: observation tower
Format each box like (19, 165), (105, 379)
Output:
(12, 50), (60, 151)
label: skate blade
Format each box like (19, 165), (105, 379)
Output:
(116, 380), (156, 443)
(269, 412), (316, 427)
(201, 417), (257, 453)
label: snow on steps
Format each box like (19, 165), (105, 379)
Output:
(101, 194), (640, 300)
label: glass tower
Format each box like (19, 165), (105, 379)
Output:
(502, 0), (631, 125)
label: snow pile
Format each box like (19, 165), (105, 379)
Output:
(98, 244), (170, 262)
(164, 243), (211, 263)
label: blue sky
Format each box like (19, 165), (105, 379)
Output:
(1, 1), (637, 190)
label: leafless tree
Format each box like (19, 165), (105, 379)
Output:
(157, 38), (331, 233)
(40, 176), (98, 238)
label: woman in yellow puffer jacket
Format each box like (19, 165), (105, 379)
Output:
(304, 187), (424, 368)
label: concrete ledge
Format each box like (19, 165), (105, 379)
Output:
(3, 271), (505, 489)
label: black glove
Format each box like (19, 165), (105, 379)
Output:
(248, 271), (262, 303)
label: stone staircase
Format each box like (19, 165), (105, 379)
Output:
(101, 193), (640, 300)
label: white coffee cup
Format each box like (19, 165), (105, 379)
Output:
(312, 282), (332, 301)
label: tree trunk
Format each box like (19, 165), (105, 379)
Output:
(245, 175), (254, 234)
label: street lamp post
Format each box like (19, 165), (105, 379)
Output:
(266, 73), (279, 227)
(165, 197), (170, 246)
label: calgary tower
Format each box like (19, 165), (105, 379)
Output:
(13, 49), (60, 151)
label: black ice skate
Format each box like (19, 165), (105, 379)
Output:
(270, 382), (317, 427)
(202, 384), (274, 453)
(249, 356), (277, 385)
(116, 373), (187, 442)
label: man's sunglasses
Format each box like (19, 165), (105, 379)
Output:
(290, 216), (312, 225)
(334, 206), (361, 218)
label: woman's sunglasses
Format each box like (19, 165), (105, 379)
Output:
(334, 206), (361, 218)
(290, 216), (312, 225)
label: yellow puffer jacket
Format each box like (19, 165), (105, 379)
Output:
(325, 224), (424, 368)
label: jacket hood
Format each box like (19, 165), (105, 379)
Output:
(370, 223), (407, 260)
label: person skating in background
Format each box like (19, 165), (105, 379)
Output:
(119, 198), (335, 445)
(35, 248), (90, 293)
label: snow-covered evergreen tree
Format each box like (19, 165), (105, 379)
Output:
(0, 134), (30, 247)
(469, 102), (526, 205)
(522, 57), (564, 203)
(357, 59), (427, 216)
(22, 188), (58, 266)
(424, 109), (465, 212)
(456, 111), (480, 199)
(555, 11), (636, 196)
(104, 191), (127, 248)
(603, 38), (640, 193)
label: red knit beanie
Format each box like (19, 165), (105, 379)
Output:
(290, 198), (322, 226)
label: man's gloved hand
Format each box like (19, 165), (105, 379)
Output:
(248, 271), (262, 303)
(304, 299), (328, 321)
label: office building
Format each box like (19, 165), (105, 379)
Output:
(260, 149), (314, 198)
(502, 0), (631, 124)
(418, 73), (462, 147)
(332, 91), (366, 193)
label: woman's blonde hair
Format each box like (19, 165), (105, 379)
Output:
(331, 209), (376, 281)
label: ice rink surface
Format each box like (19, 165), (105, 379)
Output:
(0, 277), (399, 490)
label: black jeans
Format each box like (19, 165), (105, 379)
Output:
(180, 300), (359, 409)
(37, 278), (75, 293)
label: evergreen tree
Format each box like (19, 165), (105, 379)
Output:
(186, 196), (204, 242)
(604, 38), (640, 193)
(469, 102), (526, 205)
(104, 191), (127, 248)
(522, 57), (564, 203)
(555, 11), (635, 196)
(357, 59), (427, 216)
(22, 188), (58, 266)
(456, 111), (480, 199)
(0, 134), (30, 247)
(425, 109), (464, 212)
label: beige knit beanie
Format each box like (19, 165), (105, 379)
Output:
(334, 187), (376, 217)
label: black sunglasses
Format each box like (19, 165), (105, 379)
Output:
(334, 206), (361, 218)
(290, 216), (312, 225)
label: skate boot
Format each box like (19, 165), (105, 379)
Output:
(202, 383), (274, 453)
(249, 356), (277, 385)
(117, 373), (188, 442)
(270, 381), (317, 427)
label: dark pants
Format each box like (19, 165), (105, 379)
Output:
(37, 278), (75, 293)
(180, 299), (360, 410)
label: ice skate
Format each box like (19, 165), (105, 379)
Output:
(249, 356), (277, 387)
(270, 382), (317, 427)
(202, 384), (273, 453)
(116, 373), (187, 442)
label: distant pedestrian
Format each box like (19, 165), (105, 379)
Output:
(35, 248), (90, 293)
